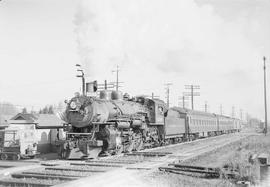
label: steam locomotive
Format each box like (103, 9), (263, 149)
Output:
(58, 90), (241, 159)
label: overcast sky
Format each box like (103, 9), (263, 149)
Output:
(0, 0), (269, 120)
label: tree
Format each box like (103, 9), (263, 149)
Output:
(22, 107), (27, 114)
(42, 106), (49, 114)
(0, 102), (18, 115)
(48, 105), (54, 114)
(57, 101), (65, 112)
(39, 105), (54, 114)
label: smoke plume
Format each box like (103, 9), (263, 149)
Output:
(74, 0), (264, 118)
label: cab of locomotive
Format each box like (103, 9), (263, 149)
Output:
(136, 97), (167, 125)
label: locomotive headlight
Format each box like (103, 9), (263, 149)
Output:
(70, 101), (77, 110)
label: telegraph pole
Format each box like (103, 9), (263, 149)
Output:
(183, 96), (186, 108)
(204, 101), (208, 112)
(231, 106), (235, 118)
(184, 85), (200, 110)
(150, 93), (160, 99)
(112, 65), (120, 91)
(97, 80), (115, 91)
(178, 95), (189, 108)
(263, 56), (268, 135)
(246, 112), (250, 125)
(164, 83), (172, 107)
(240, 109), (243, 120)
(220, 104), (223, 115)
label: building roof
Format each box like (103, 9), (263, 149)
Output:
(35, 114), (64, 129)
(9, 113), (64, 129)
(10, 113), (37, 122)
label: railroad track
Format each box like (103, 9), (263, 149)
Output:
(60, 133), (251, 187)
(0, 151), (171, 187)
(0, 132), (253, 187)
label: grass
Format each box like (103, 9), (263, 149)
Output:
(143, 132), (270, 187)
(219, 134), (270, 185)
(146, 171), (234, 187)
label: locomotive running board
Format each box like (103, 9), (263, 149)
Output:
(92, 122), (115, 125)
(149, 123), (164, 125)
(125, 151), (172, 157)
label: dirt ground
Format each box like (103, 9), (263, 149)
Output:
(143, 133), (269, 187)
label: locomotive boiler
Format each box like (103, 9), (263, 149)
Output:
(58, 91), (167, 159)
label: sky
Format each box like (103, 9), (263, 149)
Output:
(0, 0), (269, 120)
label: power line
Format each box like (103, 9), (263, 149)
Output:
(263, 56), (268, 135)
(220, 104), (223, 115)
(204, 101), (208, 113)
(98, 80), (115, 90)
(240, 109), (243, 120)
(112, 65), (121, 91)
(184, 85), (200, 110)
(164, 83), (172, 107)
(108, 81), (124, 90)
(151, 93), (160, 99)
(231, 106), (235, 118)
(178, 95), (189, 108)
(141, 93), (160, 99)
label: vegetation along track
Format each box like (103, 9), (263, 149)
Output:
(0, 132), (252, 187)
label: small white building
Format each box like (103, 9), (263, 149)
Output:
(8, 113), (65, 153)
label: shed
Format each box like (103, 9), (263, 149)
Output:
(8, 113), (65, 154)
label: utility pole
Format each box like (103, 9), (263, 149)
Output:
(112, 65), (120, 91)
(184, 85), (200, 110)
(240, 109), (243, 120)
(76, 64), (85, 96)
(178, 95), (189, 108)
(164, 83), (172, 107)
(220, 104), (223, 115)
(143, 93), (159, 99)
(183, 96), (186, 108)
(231, 106), (235, 118)
(97, 80), (114, 90)
(263, 56), (268, 135)
(204, 101), (208, 113)
(246, 112), (250, 125)
(150, 93), (160, 99)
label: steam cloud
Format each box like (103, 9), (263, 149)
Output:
(74, 0), (263, 118)
(74, 0), (258, 75)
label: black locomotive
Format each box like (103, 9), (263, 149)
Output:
(58, 90), (241, 159)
